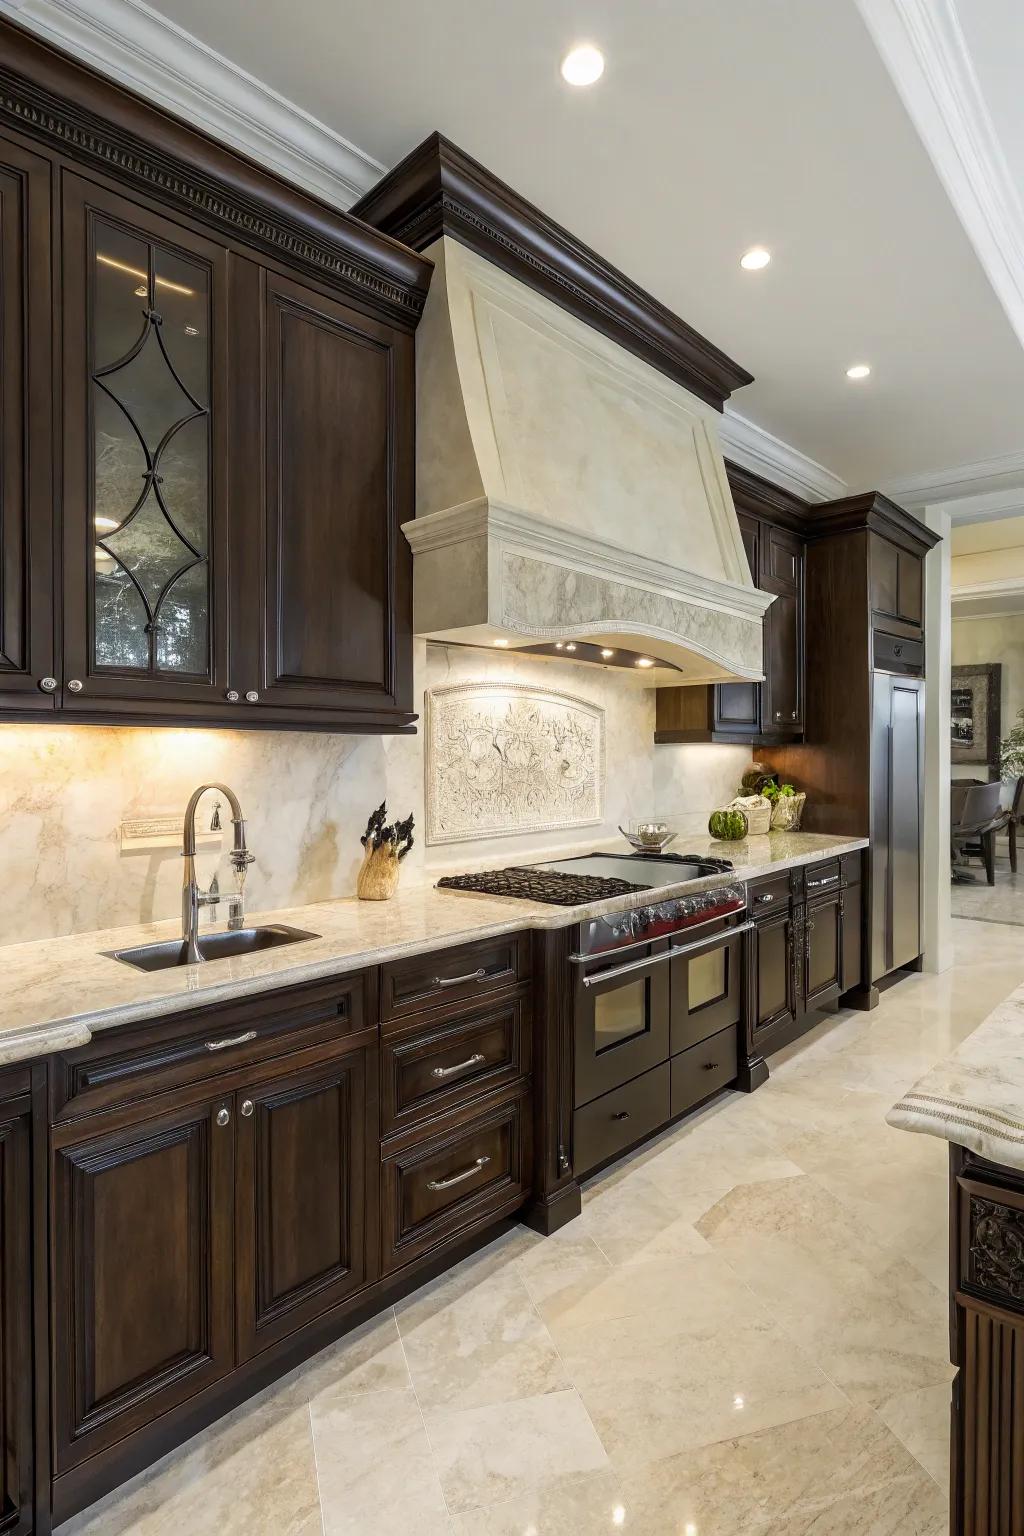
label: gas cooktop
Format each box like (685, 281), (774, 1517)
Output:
(435, 851), (734, 907)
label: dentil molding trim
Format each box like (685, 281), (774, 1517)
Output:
(719, 408), (847, 504)
(0, 0), (384, 209)
(854, 0), (1024, 349)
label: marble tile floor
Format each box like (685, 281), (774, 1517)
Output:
(59, 917), (1024, 1536)
(952, 842), (1024, 926)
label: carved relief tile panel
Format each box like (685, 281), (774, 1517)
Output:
(425, 682), (605, 844)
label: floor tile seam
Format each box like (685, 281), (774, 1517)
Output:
(391, 1308), (455, 1523)
(304, 1398), (328, 1536)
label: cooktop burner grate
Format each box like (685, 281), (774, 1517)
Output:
(436, 868), (647, 905)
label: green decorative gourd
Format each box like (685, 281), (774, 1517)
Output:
(708, 807), (749, 841)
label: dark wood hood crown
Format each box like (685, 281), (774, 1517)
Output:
(352, 131), (754, 410)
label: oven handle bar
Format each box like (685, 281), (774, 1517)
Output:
(574, 920), (753, 987)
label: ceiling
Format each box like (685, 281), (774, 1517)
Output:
(14, 0), (1024, 499)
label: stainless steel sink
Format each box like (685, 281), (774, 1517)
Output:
(105, 924), (320, 973)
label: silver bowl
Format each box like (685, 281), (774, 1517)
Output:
(619, 821), (678, 854)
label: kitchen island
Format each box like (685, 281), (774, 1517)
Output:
(889, 983), (1024, 1535)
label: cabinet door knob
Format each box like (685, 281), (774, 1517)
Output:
(67, 679), (83, 693)
(613, 1110), (631, 1121)
(774, 710), (782, 720)
(225, 689), (239, 702)
(240, 1099), (254, 1118)
(245, 690), (260, 703)
(39, 676), (58, 693)
(791, 711), (798, 720)
(702, 1061), (719, 1071)
(216, 1107), (231, 1128)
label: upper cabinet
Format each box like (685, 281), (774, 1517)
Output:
(0, 20), (430, 731)
(0, 137), (54, 716)
(869, 531), (924, 633)
(655, 467), (806, 746)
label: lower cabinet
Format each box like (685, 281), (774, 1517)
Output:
(750, 905), (801, 1045)
(50, 1037), (375, 1489)
(235, 1049), (372, 1361)
(804, 889), (843, 1009)
(52, 1092), (237, 1473)
(381, 1085), (531, 1275)
(0, 1084), (33, 1536)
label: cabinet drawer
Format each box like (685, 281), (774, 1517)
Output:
(671, 1027), (738, 1118)
(573, 1064), (670, 1178)
(381, 933), (530, 1023)
(749, 870), (793, 917)
(381, 1087), (531, 1274)
(802, 860), (841, 898)
(874, 630), (923, 676)
(49, 972), (372, 1123)
(381, 995), (531, 1138)
(840, 852), (863, 888)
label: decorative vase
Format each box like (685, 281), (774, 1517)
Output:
(357, 841), (401, 900)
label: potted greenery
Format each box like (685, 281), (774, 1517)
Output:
(763, 780), (806, 831)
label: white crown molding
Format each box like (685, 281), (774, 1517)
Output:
(718, 408), (847, 504)
(0, 0), (385, 210)
(854, 0), (1024, 349)
(883, 452), (1024, 514)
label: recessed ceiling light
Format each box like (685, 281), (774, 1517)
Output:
(561, 43), (604, 86)
(740, 246), (771, 271)
(601, 648), (615, 659)
(493, 638), (509, 647)
(846, 363), (871, 380)
(636, 657), (654, 668)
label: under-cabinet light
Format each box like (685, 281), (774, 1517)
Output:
(96, 252), (195, 297)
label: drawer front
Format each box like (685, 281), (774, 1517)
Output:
(381, 995), (531, 1138)
(381, 933), (530, 1023)
(749, 870), (793, 917)
(50, 972), (372, 1123)
(671, 1027), (738, 1118)
(381, 1088), (531, 1274)
(874, 629), (923, 676)
(802, 860), (841, 898)
(573, 1063), (670, 1178)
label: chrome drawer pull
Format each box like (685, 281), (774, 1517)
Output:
(205, 1030), (258, 1052)
(702, 1061), (719, 1071)
(806, 874), (839, 888)
(613, 1110), (631, 1121)
(432, 1052), (486, 1080)
(432, 967), (488, 989)
(756, 893), (775, 904)
(427, 1155), (490, 1191)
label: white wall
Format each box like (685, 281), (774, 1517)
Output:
(0, 643), (749, 948)
(922, 506), (952, 975)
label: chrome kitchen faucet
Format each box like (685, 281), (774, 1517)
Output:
(181, 783), (255, 963)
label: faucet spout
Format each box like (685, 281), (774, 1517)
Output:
(181, 783), (255, 963)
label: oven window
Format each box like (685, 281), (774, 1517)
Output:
(594, 978), (650, 1053)
(689, 947), (728, 1011)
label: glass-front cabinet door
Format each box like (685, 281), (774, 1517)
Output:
(61, 175), (229, 714)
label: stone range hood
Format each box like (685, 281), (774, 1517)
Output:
(404, 238), (772, 687)
(353, 134), (771, 688)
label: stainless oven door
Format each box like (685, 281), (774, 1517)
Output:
(574, 941), (671, 1107)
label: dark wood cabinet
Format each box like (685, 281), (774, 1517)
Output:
(228, 262), (414, 726)
(803, 889), (842, 1009)
(655, 472), (805, 745)
(870, 532), (923, 630)
(51, 1092), (235, 1474)
(60, 173), (232, 716)
(0, 134), (54, 716)
(0, 20), (431, 731)
(0, 1081), (33, 1536)
(750, 905), (801, 1042)
(235, 1048), (372, 1362)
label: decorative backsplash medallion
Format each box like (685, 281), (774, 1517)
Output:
(425, 682), (605, 844)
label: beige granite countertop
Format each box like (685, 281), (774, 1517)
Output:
(0, 831), (866, 1066)
(888, 982), (1024, 1172)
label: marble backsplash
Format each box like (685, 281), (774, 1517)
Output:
(0, 643), (751, 946)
